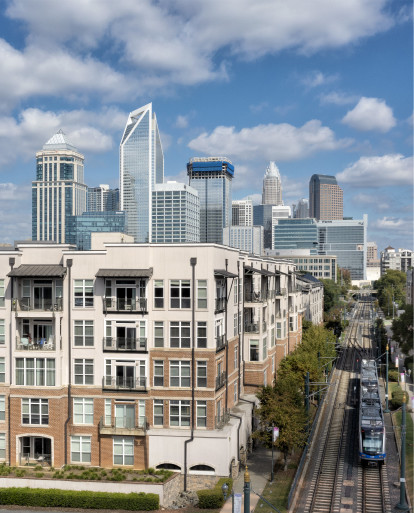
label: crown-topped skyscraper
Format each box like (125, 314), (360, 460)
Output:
(262, 161), (282, 205)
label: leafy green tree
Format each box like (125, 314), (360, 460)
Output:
(391, 304), (413, 355)
(374, 270), (406, 315)
(320, 279), (341, 312)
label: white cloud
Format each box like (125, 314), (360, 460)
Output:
(188, 120), (352, 162)
(0, 107), (128, 170)
(2, 0), (398, 103)
(342, 97), (396, 132)
(371, 216), (413, 233)
(337, 154), (413, 187)
(301, 71), (338, 88)
(175, 115), (189, 129)
(0, 183), (32, 242)
(320, 91), (359, 105)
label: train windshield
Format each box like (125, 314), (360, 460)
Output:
(362, 429), (383, 454)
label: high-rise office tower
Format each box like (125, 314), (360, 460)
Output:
(262, 161), (282, 205)
(187, 157), (234, 244)
(88, 184), (119, 212)
(309, 174), (343, 220)
(293, 198), (309, 219)
(120, 103), (164, 242)
(232, 199), (253, 226)
(32, 130), (87, 243)
(152, 182), (200, 243)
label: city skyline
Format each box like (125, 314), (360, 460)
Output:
(0, 0), (412, 252)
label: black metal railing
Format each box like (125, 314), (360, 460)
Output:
(98, 416), (147, 433)
(12, 297), (63, 312)
(16, 336), (55, 351)
(216, 334), (226, 351)
(215, 297), (226, 312)
(215, 409), (230, 429)
(103, 337), (147, 352)
(103, 297), (147, 312)
(102, 376), (147, 391)
(215, 371), (226, 391)
(244, 322), (259, 333)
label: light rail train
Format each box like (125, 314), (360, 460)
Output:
(359, 358), (386, 465)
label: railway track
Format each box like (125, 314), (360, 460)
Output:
(294, 297), (391, 513)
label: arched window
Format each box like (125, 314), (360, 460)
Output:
(156, 463), (181, 471)
(189, 464), (215, 475)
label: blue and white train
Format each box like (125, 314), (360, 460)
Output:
(359, 359), (386, 465)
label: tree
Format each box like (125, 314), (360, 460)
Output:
(320, 279), (342, 312)
(391, 305), (413, 355)
(374, 270), (406, 314)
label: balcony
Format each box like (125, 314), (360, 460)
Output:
(215, 409), (230, 429)
(12, 297), (63, 312)
(98, 416), (147, 436)
(275, 288), (287, 297)
(102, 376), (147, 392)
(244, 291), (263, 303)
(103, 337), (147, 352)
(103, 297), (147, 313)
(262, 321), (267, 332)
(244, 322), (259, 333)
(215, 297), (226, 313)
(16, 336), (56, 351)
(216, 334), (226, 352)
(215, 371), (226, 391)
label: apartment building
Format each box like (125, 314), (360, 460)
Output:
(0, 240), (305, 477)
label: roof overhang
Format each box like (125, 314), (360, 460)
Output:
(96, 268), (153, 278)
(8, 264), (66, 278)
(214, 269), (238, 279)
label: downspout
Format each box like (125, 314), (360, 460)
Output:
(8, 257), (15, 466)
(64, 259), (73, 465)
(229, 413), (242, 466)
(242, 263), (246, 387)
(184, 257), (197, 491)
(224, 259), (228, 413)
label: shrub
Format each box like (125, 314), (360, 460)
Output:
(388, 370), (399, 382)
(0, 487), (159, 511)
(197, 489), (224, 509)
(391, 387), (409, 409)
(34, 472), (44, 478)
(15, 470), (26, 478)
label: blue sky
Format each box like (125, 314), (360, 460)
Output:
(0, 0), (412, 254)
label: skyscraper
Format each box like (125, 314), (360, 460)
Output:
(293, 198), (309, 219)
(32, 130), (87, 243)
(88, 184), (119, 212)
(187, 157), (234, 244)
(120, 103), (164, 242)
(262, 161), (282, 205)
(309, 174), (343, 220)
(232, 199), (253, 226)
(152, 182), (200, 243)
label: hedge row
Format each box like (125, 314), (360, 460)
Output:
(391, 388), (409, 409)
(197, 477), (233, 509)
(0, 487), (159, 510)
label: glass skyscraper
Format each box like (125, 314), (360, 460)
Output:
(66, 211), (126, 250)
(187, 157), (234, 244)
(88, 185), (119, 212)
(272, 218), (318, 252)
(120, 103), (164, 242)
(32, 130), (87, 243)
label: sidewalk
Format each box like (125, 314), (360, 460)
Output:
(221, 444), (274, 513)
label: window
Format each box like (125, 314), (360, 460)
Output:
(197, 322), (207, 348)
(74, 280), (94, 307)
(170, 280), (190, 308)
(74, 320), (94, 347)
(263, 336), (267, 360)
(234, 381), (238, 403)
(0, 280), (4, 307)
(170, 400), (190, 427)
(250, 340), (259, 362)
(234, 278), (238, 305)
(105, 399), (111, 425)
(170, 322), (190, 348)
(234, 346), (238, 369)
(154, 280), (164, 308)
(15, 358), (55, 386)
(0, 320), (4, 344)
(197, 361), (207, 387)
(197, 280), (207, 308)
(0, 433), (4, 459)
(154, 360), (164, 386)
(271, 327), (275, 347)
(0, 396), (4, 421)
(71, 435), (91, 463)
(113, 436), (134, 465)
(263, 370), (267, 386)
(22, 398), (48, 425)
(196, 401), (207, 427)
(0, 358), (4, 383)
(170, 361), (190, 387)
(73, 398), (94, 424)
(74, 359), (94, 385)
(234, 313), (238, 336)
(276, 322), (282, 339)
(154, 321), (164, 347)
(154, 400), (164, 426)
(289, 316), (294, 332)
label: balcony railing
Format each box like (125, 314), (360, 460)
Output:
(215, 371), (226, 391)
(12, 297), (63, 312)
(103, 297), (148, 313)
(275, 288), (287, 296)
(102, 376), (147, 391)
(215, 409), (230, 429)
(215, 334), (226, 352)
(103, 337), (147, 352)
(244, 291), (263, 303)
(16, 336), (55, 351)
(244, 322), (259, 333)
(288, 286), (300, 294)
(99, 416), (147, 435)
(215, 297), (226, 313)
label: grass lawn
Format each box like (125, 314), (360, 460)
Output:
(253, 452), (301, 513)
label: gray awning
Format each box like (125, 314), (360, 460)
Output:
(244, 265), (273, 276)
(8, 264), (66, 278)
(96, 268), (153, 278)
(214, 269), (238, 279)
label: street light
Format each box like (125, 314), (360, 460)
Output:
(396, 395), (408, 510)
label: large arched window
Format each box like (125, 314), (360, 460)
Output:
(156, 463), (181, 471)
(189, 464), (215, 475)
